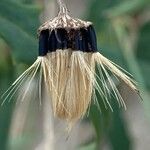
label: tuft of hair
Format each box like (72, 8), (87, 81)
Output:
(46, 49), (95, 123)
(1, 50), (139, 125)
(92, 52), (139, 110)
(1, 57), (52, 106)
(44, 49), (139, 123)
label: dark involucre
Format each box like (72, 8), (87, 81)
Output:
(38, 25), (98, 56)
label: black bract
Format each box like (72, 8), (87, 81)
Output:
(39, 25), (98, 56)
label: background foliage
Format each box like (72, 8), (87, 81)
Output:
(0, 0), (149, 150)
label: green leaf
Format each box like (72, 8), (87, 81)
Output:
(0, 0), (40, 35)
(89, 87), (111, 145)
(0, 16), (37, 63)
(137, 22), (150, 63)
(105, 0), (149, 18)
(90, 105), (111, 141)
(138, 60), (150, 89)
(108, 104), (132, 150)
(0, 0), (41, 64)
(87, 0), (121, 30)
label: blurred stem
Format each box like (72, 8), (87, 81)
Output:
(112, 17), (150, 119)
(42, 94), (54, 150)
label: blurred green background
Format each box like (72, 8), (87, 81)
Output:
(0, 0), (149, 150)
